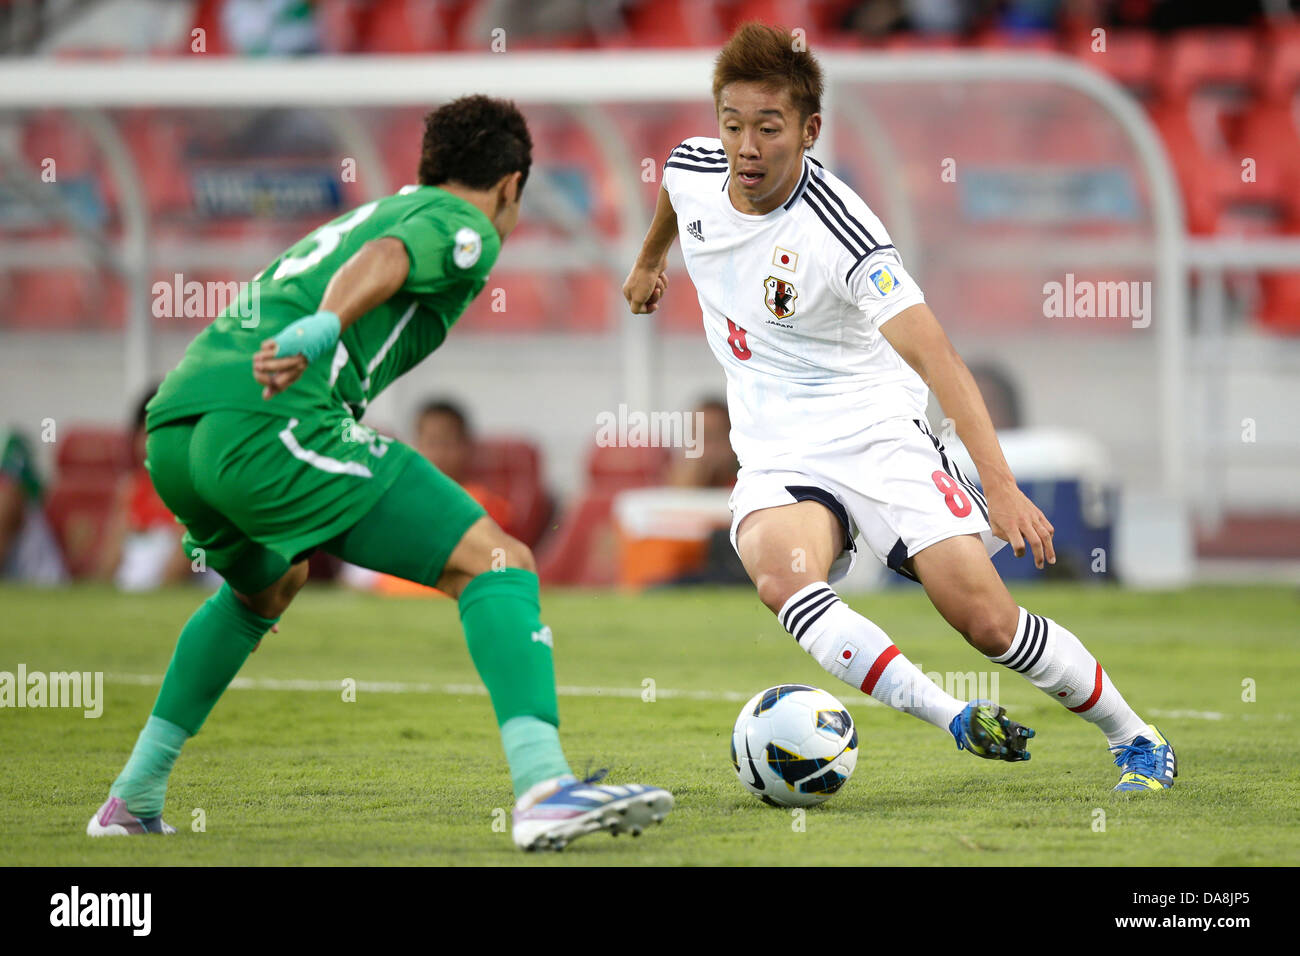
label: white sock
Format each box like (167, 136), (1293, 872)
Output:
(779, 582), (965, 731)
(989, 607), (1148, 747)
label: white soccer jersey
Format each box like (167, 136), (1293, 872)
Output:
(663, 136), (930, 472)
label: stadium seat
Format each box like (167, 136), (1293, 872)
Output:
(360, 0), (450, 53)
(1226, 99), (1300, 208)
(537, 443), (671, 585)
(468, 438), (551, 547)
(1157, 29), (1258, 102)
(1257, 212), (1300, 334)
(187, 0), (230, 55)
(604, 0), (728, 48)
(11, 270), (94, 330)
(315, 0), (366, 54)
(536, 490), (620, 586)
(1066, 29), (1159, 98)
(457, 272), (549, 332)
(56, 428), (129, 477)
(561, 271), (615, 332)
(1258, 24), (1300, 103)
(44, 476), (118, 578)
(587, 443), (670, 490)
(971, 29), (1060, 52)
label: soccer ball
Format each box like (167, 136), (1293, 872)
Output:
(730, 684), (858, 807)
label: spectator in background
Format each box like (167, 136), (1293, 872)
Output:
(221, 0), (321, 55)
(0, 427), (67, 586)
(967, 362), (1024, 430)
(97, 389), (195, 591)
(415, 399), (512, 530)
(666, 396), (738, 489)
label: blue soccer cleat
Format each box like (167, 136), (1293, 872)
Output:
(1112, 725), (1177, 791)
(511, 772), (674, 851)
(86, 796), (177, 837)
(949, 700), (1035, 762)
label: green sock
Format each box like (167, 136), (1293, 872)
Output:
(152, 583), (277, 735)
(109, 715), (189, 818)
(458, 569), (572, 799)
(110, 584), (276, 816)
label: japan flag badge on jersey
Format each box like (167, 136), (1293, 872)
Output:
(836, 641), (859, 668)
(772, 247), (799, 272)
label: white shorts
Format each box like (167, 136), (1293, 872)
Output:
(728, 417), (1007, 584)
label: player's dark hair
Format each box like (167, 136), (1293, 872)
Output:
(132, 384), (160, 433)
(418, 95), (532, 193)
(713, 22), (824, 122)
(417, 398), (471, 440)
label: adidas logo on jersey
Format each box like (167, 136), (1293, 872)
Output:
(687, 220), (705, 242)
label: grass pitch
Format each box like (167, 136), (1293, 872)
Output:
(1, 583), (1297, 866)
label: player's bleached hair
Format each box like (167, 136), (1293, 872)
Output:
(418, 94), (532, 193)
(712, 22), (824, 121)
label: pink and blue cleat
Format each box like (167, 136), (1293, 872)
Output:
(86, 796), (176, 837)
(512, 772), (674, 851)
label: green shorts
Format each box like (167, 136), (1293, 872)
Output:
(146, 408), (485, 594)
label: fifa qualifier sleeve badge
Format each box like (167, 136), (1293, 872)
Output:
(869, 264), (899, 296)
(453, 227), (483, 269)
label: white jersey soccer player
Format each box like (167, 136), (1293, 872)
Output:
(624, 23), (1177, 792)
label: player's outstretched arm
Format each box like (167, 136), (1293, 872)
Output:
(879, 303), (1056, 569)
(254, 237), (410, 398)
(622, 186), (677, 314)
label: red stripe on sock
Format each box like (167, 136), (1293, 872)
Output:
(860, 644), (900, 695)
(1068, 662), (1105, 713)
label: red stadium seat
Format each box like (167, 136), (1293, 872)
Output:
(1258, 24), (1300, 103)
(315, 0), (366, 54)
(587, 443), (669, 490)
(361, 0), (450, 53)
(1147, 100), (1227, 235)
(971, 29), (1060, 53)
(1227, 100), (1300, 208)
(56, 428), (130, 477)
(561, 271), (616, 332)
(10, 270), (94, 330)
(468, 438), (551, 547)
(44, 476), (118, 578)
(1066, 29), (1159, 97)
(457, 272), (549, 332)
(536, 490), (620, 586)
(1158, 29), (1258, 102)
(537, 442), (671, 585)
(1257, 213), (1300, 334)
(725, 0), (824, 32)
(605, 0), (728, 48)
(187, 0), (230, 55)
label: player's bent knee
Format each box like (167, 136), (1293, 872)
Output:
(754, 571), (807, 616)
(959, 604), (1018, 656)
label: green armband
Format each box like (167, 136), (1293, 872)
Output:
(272, 310), (340, 364)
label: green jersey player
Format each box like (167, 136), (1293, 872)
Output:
(87, 95), (672, 851)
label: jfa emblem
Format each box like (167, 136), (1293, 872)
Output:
(763, 276), (798, 320)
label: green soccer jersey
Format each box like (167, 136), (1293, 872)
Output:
(147, 185), (501, 428)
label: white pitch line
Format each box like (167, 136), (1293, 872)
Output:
(104, 672), (751, 703)
(102, 673), (1266, 720)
